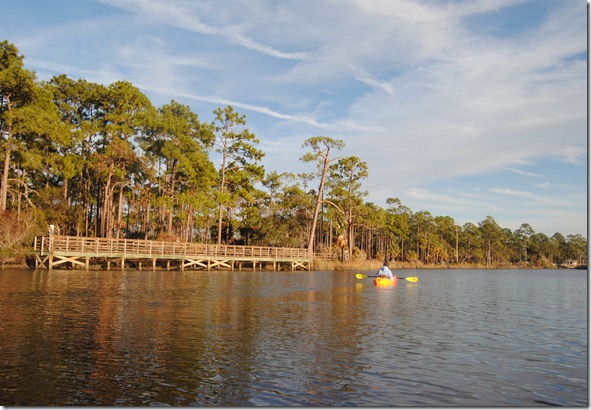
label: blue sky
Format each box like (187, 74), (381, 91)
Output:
(1, 0), (587, 236)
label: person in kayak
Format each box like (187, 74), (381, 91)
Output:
(376, 261), (396, 280)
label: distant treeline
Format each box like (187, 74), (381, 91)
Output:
(0, 40), (586, 267)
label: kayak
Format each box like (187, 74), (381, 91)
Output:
(373, 276), (398, 286)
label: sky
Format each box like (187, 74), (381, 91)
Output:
(0, 0), (587, 237)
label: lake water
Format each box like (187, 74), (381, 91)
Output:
(0, 268), (587, 406)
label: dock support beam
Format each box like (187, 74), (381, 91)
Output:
(30, 235), (312, 271)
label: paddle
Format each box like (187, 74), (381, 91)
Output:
(355, 273), (418, 282)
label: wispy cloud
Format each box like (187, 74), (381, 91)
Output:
(534, 182), (576, 191)
(2, 0), (585, 235)
(549, 146), (587, 164)
(354, 73), (395, 94)
(405, 187), (492, 209)
(99, 0), (309, 60)
(488, 187), (583, 208)
(489, 187), (539, 200)
(500, 167), (543, 178)
(141, 84), (384, 133)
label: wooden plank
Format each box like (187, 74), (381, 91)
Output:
(33, 235), (312, 270)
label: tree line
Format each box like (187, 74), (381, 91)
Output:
(0, 40), (586, 267)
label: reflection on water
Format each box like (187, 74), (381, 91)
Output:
(0, 269), (587, 406)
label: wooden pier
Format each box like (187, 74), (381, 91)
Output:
(32, 235), (312, 271)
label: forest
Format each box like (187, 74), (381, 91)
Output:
(0, 40), (587, 268)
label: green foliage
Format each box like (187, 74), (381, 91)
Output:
(301, 136), (345, 252)
(0, 40), (585, 268)
(326, 156), (368, 260)
(212, 105), (265, 244)
(0, 41), (39, 213)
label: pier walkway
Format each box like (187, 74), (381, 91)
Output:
(32, 235), (312, 271)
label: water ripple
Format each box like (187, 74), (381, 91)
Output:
(0, 268), (586, 406)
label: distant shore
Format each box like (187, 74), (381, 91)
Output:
(1, 257), (586, 271)
(312, 259), (587, 271)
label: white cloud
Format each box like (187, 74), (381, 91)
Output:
(534, 182), (576, 191)
(549, 146), (587, 164)
(488, 187), (539, 199)
(405, 187), (490, 209)
(501, 167), (542, 178)
(3, 0), (585, 235)
(99, 0), (310, 60)
(354, 73), (395, 94)
(488, 187), (584, 208)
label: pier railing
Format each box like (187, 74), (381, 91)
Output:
(32, 235), (312, 270)
(34, 235), (311, 260)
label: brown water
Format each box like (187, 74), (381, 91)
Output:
(0, 268), (587, 406)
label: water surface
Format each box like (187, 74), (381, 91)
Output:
(0, 268), (587, 406)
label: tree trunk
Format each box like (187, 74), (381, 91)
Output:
(217, 151), (228, 245)
(307, 147), (331, 253)
(167, 164), (177, 235)
(0, 134), (11, 213)
(0, 96), (14, 214)
(116, 185), (124, 239)
(144, 202), (151, 240)
(62, 176), (68, 205)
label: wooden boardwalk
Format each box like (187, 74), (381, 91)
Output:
(32, 235), (312, 271)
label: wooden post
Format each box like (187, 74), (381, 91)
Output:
(29, 235), (312, 272)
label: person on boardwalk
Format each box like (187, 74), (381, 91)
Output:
(376, 260), (395, 280)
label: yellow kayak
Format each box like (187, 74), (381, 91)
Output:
(373, 277), (398, 286)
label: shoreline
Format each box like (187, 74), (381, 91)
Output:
(3, 258), (584, 271)
(312, 259), (587, 271)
